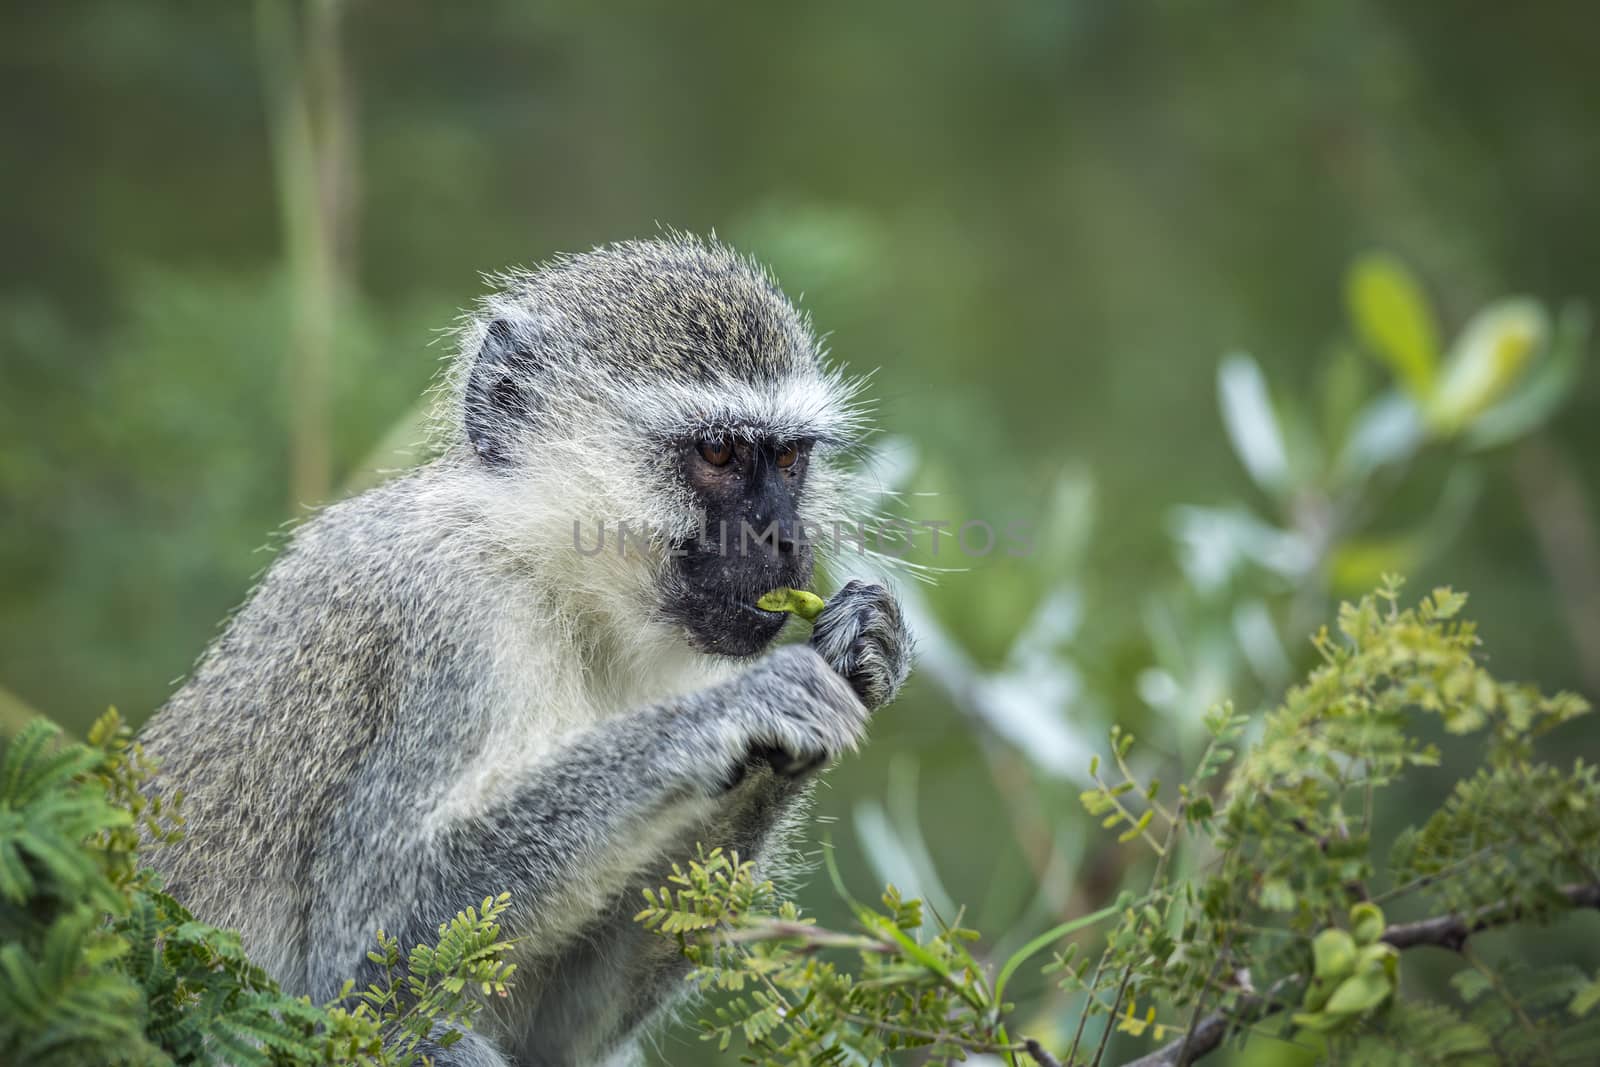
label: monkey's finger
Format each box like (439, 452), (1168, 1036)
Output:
(745, 742), (829, 779)
(771, 750), (830, 778)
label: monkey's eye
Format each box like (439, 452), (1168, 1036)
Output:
(774, 443), (801, 469)
(698, 438), (734, 467)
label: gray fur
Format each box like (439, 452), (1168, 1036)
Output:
(139, 236), (912, 1066)
(809, 579), (914, 711)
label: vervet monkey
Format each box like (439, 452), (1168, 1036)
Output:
(141, 236), (913, 1066)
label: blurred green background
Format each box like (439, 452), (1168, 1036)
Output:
(4, 2), (1599, 1063)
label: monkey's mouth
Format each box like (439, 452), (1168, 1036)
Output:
(745, 602), (799, 635)
(663, 587), (792, 659)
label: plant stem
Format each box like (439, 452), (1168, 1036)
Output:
(1116, 882), (1600, 1066)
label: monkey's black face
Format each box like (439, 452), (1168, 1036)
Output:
(662, 434), (816, 657)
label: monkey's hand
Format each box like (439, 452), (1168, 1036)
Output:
(809, 579), (913, 712)
(715, 644), (871, 786)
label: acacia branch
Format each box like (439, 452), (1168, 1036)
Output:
(1379, 881), (1600, 952)
(1111, 882), (1600, 1067)
(1114, 980), (1293, 1067)
(717, 921), (896, 952)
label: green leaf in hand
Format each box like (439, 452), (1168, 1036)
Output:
(757, 587), (826, 622)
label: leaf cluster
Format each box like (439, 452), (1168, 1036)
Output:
(0, 712), (516, 1067)
(635, 847), (1080, 1065)
(638, 583), (1600, 1066)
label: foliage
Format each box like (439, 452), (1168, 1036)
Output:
(637, 583), (1600, 1065)
(636, 845), (1127, 1064)
(7, 9), (1600, 1067)
(0, 712), (516, 1067)
(1150, 256), (1589, 745)
(1202, 254), (1589, 601)
(350, 896), (518, 1065)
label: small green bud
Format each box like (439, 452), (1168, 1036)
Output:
(1349, 902), (1386, 945)
(1311, 928), (1358, 984)
(1355, 941), (1399, 983)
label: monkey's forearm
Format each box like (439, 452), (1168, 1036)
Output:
(435, 702), (722, 901)
(406, 645), (860, 945)
(503, 768), (813, 1058)
(311, 700), (730, 999)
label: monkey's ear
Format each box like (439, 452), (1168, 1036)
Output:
(465, 319), (541, 466)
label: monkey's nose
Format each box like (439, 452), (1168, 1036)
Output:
(745, 512), (800, 557)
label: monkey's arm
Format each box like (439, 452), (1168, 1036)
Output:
(606, 578), (911, 884)
(495, 581), (915, 1061)
(670, 579), (913, 855)
(307, 579), (911, 1067)
(305, 642), (866, 1000)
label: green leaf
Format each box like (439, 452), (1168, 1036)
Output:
(1452, 967), (1495, 1004)
(1323, 966), (1395, 1016)
(1428, 587), (1468, 620)
(1319, 342), (1372, 449)
(1349, 902), (1385, 945)
(1428, 297), (1548, 435)
(1217, 353), (1292, 494)
(755, 587), (826, 622)
(1466, 301), (1590, 450)
(1311, 928), (1358, 983)
(1328, 468), (1479, 595)
(1347, 252), (1440, 401)
(1329, 536), (1422, 596)
(1335, 390), (1426, 483)
(1571, 975), (1600, 1017)
(1260, 878), (1297, 913)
